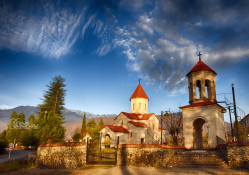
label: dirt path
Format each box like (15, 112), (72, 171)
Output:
(4, 166), (249, 175)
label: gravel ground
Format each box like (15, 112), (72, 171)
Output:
(3, 166), (249, 175)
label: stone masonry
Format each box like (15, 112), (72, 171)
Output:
(36, 142), (87, 169)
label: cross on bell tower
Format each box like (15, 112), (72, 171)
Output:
(198, 52), (202, 61)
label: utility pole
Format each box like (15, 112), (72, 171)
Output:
(161, 111), (163, 144)
(232, 84), (239, 142)
(228, 106), (234, 142)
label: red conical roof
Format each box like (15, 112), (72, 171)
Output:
(186, 60), (216, 76)
(130, 83), (149, 100)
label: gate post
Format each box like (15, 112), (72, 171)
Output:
(86, 138), (89, 164)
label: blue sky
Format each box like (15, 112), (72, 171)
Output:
(0, 0), (249, 122)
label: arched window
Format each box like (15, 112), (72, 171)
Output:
(133, 103), (135, 110)
(121, 120), (123, 126)
(205, 80), (211, 99)
(139, 103), (141, 109)
(145, 104), (146, 110)
(196, 80), (201, 99)
(131, 132), (132, 137)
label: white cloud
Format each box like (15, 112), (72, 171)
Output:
(0, 2), (95, 59)
(0, 105), (13, 109)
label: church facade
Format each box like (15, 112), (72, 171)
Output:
(180, 55), (226, 149)
(99, 83), (165, 148)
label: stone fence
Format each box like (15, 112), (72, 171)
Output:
(226, 142), (249, 169)
(117, 144), (186, 167)
(36, 142), (87, 169)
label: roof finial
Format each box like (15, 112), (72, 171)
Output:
(139, 78), (141, 84)
(198, 52), (202, 61)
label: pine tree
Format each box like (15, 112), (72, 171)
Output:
(81, 112), (87, 134)
(37, 111), (65, 143)
(38, 75), (66, 121)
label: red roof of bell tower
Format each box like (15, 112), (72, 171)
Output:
(186, 60), (216, 76)
(130, 83), (149, 100)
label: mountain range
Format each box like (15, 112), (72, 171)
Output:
(0, 106), (117, 134)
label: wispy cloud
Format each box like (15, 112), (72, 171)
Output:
(114, 0), (249, 94)
(0, 1), (95, 58)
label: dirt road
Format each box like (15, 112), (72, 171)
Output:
(0, 150), (36, 163)
(4, 165), (249, 175)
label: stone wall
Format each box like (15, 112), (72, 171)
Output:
(227, 143), (249, 169)
(117, 144), (186, 167)
(37, 142), (87, 169)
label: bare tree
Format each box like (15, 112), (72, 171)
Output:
(163, 111), (183, 145)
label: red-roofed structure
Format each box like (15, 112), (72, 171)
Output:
(105, 125), (129, 133)
(129, 121), (148, 128)
(114, 112), (159, 121)
(186, 60), (216, 76)
(180, 101), (223, 109)
(130, 83), (149, 100)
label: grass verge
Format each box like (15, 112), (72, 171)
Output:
(0, 157), (35, 173)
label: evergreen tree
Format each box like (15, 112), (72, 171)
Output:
(6, 112), (19, 143)
(37, 111), (65, 143)
(81, 112), (87, 133)
(38, 75), (66, 121)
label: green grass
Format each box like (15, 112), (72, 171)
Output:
(0, 158), (35, 173)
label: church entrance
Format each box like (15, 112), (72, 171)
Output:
(193, 118), (208, 149)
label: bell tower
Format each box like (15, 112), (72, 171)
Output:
(187, 52), (217, 104)
(130, 80), (149, 115)
(180, 53), (226, 149)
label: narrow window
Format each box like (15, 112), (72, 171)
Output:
(139, 103), (141, 109)
(133, 103), (134, 110)
(121, 120), (123, 126)
(205, 80), (211, 99)
(196, 80), (201, 99)
(145, 104), (146, 110)
(131, 132), (132, 137)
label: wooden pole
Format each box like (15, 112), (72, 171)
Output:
(232, 84), (239, 142)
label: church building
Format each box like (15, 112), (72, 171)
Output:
(99, 82), (165, 147)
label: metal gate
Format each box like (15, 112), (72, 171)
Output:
(86, 139), (118, 165)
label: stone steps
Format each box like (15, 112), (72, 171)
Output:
(166, 150), (229, 168)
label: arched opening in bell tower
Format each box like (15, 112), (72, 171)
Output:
(196, 80), (201, 99)
(193, 118), (208, 149)
(205, 79), (211, 99)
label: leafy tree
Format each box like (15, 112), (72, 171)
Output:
(98, 118), (104, 129)
(163, 111), (183, 145)
(36, 111), (65, 143)
(86, 119), (99, 142)
(81, 112), (87, 133)
(6, 112), (19, 143)
(0, 130), (7, 142)
(22, 114), (39, 148)
(72, 133), (81, 142)
(87, 119), (96, 128)
(38, 75), (66, 121)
